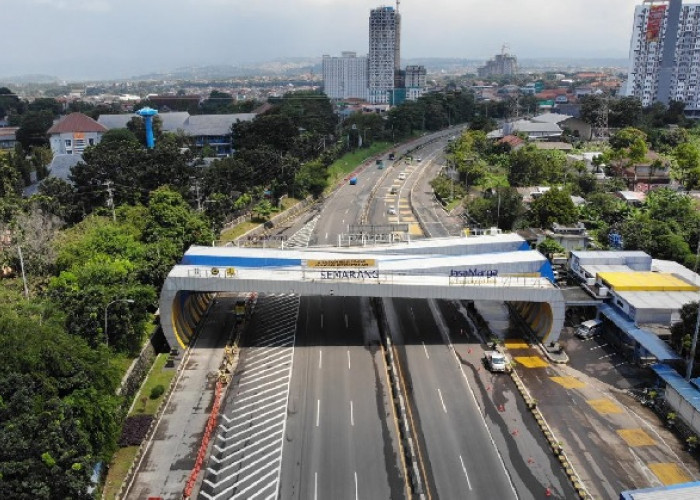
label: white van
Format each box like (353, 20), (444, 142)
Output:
(398, 172), (407, 181)
(575, 319), (602, 339)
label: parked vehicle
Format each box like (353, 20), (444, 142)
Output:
(484, 350), (508, 372)
(349, 176), (357, 185)
(575, 319), (602, 339)
(388, 152), (395, 160)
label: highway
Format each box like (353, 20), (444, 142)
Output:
(200, 127), (571, 500)
(386, 298), (518, 499)
(279, 296), (403, 500)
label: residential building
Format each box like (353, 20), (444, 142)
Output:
(322, 52), (369, 101)
(368, 6), (401, 104)
(404, 65), (427, 101)
(47, 112), (108, 156)
(477, 51), (518, 77)
(0, 127), (19, 150)
(625, 0), (700, 116)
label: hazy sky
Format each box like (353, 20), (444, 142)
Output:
(2, 0), (641, 80)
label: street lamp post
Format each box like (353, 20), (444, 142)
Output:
(104, 299), (135, 348)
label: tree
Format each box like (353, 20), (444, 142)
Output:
(100, 128), (140, 147)
(528, 188), (577, 228)
(127, 115), (163, 147)
(671, 302), (699, 355)
(608, 97), (643, 128)
(537, 238), (566, 258)
(11, 206), (63, 276)
(464, 187), (523, 230)
(672, 142), (700, 191)
(16, 110), (54, 150)
(508, 145), (566, 186)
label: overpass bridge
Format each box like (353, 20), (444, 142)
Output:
(159, 234), (565, 350)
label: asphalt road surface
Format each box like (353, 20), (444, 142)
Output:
(386, 297), (519, 499)
(279, 295), (404, 500)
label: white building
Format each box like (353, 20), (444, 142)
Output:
(47, 112), (107, 156)
(625, 0), (700, 116)
(368, 6), (401, 104)
(322, 52), (369, 101)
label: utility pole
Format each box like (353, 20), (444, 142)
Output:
(103, 180), (116, 222)
(17, 245), (28, 298)
(191, 177), (203, 212)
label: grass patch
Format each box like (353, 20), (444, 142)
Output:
(220, 220), (259, 242)
(326, 142), (392, 191)
(446, 198), (463, 211)
(130, 353), (177, 416)
(101, 445), (139, 500)
(280, 197), (301, 210)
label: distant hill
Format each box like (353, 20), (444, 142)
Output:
(0, 74), (60, 84)
(0, 57), (631, 84)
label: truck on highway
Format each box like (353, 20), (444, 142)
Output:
(484, 350), (508, 373)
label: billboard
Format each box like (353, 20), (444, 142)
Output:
(646, 4), (667, 41)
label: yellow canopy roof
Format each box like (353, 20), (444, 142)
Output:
(597, 272), (699, 292)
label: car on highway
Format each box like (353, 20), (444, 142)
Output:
(415, 157), (422, 162)
(575, 319), (602, 340)
(387, 207), (396, 215)
(484, 350), (508, 372)
(398, 172), (407, 180)
(389, 186), (398, 194)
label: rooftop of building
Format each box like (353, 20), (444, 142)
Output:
(598, 271), (699, 292)
(47, 112), (108, 135)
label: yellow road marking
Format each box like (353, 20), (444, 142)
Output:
(504, 339), (529, 350)
(550, 376), (585, 389)
(648, 463), (691, 485)
(587, 399), (623, 414)
(408, 223), (423, 236)
(514, 356), (548, 368)
(617, 429), (656, 447)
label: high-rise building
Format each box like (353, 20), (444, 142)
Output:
(625, 0), (700, 116)
(368, 6), (401, 104)
(477, 51), (518, 78)
(322, 52), (369, 101)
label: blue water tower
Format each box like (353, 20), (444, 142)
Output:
(135, 107), (159, 149)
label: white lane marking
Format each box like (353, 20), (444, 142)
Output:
(347, 350), (351, 370)
(316, 399), (320, 427)
(345, 313), (349, 329)
(350, 400), (354, 426)
(319, 350), (322, 369)
(437, 388), (447, 413)
(355, 471), (359, 500)
(325, 232), (328, 240)
(600, 354), (615, 359)
(315, 472), (318, 500)
(459, 455), (473, 490)
(613, 362), (627, 368)
(422, 341), (430, 359)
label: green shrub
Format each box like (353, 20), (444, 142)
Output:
(149, 384), (165, 400)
